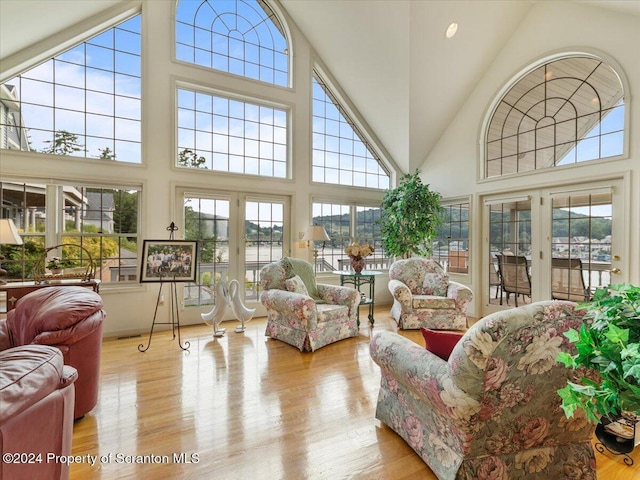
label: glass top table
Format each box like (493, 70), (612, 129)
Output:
(332, 270), (383, 326)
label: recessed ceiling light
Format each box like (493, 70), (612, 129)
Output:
(544, 71), (553, 81)
(445, 22), (458, 39)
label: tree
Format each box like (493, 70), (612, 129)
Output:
(184, 205), (222, 263)
(42, 130), (83, 155)
(97, 147), (116, 160)
(178, 148), (207, 168)
(112, 190), (138, 235)
(59, 225), (119, 266)
(378, 170), (444, 258)
(2, 239), (45, 279)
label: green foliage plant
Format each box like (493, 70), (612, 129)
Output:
(557, 284), (640, 423)
(3, 239), (44, 279)
(378, 170), (444, 258)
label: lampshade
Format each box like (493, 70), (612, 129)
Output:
(0, 219), (23, 245)
(302, 225), (330, 242)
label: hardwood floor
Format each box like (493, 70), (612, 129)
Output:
(70, 306), (639, 479)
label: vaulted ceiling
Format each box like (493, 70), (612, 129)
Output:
(1, 0), (639, 174)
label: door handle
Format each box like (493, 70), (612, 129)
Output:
(611, 267), (621, 275)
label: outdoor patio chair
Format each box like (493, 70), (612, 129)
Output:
(495, 254), (531, 306)
(551, 257), (590, 302)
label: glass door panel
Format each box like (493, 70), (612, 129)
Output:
(487, 198), (532, 307)
(550, 189), (615, 300)
(483, 179), (626, 316)
(244, 198), (285, 301)
(182, 192), (289, 309)
(183, 195), (231, 307)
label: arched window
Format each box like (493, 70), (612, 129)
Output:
(176, 0), (289, 87)
(485, 55), (625, 178)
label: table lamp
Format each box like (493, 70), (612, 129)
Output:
(0, 219), (23, 285)
(302, 225), (330, 273)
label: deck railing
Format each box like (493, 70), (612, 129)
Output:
(335, 257), (391, 272)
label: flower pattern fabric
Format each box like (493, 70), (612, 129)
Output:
(422, 272), (449, 296)
(389, 257), (472, 330)
(285, 274), (309, 296)
(413, 296), (456, 310)
(370, 301), (597, 480)
(260, 258), (360, 352)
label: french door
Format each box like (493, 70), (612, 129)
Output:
(482, 178), (627, 316)
(180, 190), (289, 319)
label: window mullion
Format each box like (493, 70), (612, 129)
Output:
(45, 184), (63, 247)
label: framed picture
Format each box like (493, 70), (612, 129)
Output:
(140, 240), (198, 283)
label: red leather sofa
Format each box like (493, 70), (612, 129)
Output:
(0, 286), (105, 419)
(0, 345), (77, 480)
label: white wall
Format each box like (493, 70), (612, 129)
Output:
(0, 0), (391, 336)
(422, 1), (640, 317)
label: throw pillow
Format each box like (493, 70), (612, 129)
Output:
(279, 256), (294, 278)
(422, 272), (449, 296)
(285, 275), (309, 296)
(420, 327), (464, 361)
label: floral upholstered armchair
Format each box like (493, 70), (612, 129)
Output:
(388, 257), (472, 330)
(259, 257), (360, 352)
(370, 301), (597, 480)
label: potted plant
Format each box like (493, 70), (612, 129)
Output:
(46, 256), (71, 275)
(557, 283), (640, 450)
(378, 170), (444, 259)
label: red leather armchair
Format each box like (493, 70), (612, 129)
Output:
(0, 286), (105, 419)
(0, 345), (77, 480)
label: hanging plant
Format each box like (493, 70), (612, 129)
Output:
(378, 170), (444, 259)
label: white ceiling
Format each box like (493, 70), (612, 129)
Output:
(0, 0), (124, 60)
(1, 0), (639, 174)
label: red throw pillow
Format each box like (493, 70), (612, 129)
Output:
(420, 328), (464, 361)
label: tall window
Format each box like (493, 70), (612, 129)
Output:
(312, 72), (390, 190)
(488, 198), (532, 307)
(177, 87), (287, 177)
(0, 182), (46, 279)
(312, 202), (349, 271)
(434, 201), (470, 274)
(175, 0), (289, 87)
(486, 56), (625, 178)
(489, 200), (532, 259)
(183, 195), (230, 307)
(356, 206), (383, 254)
(0, 15), (142, 162)
(61, 186), (139, 282)
(1, 182), (139, 283)
(312, 202), (387, 272)
(551, 191), (612, 300)
(182, 193), (285, 307)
